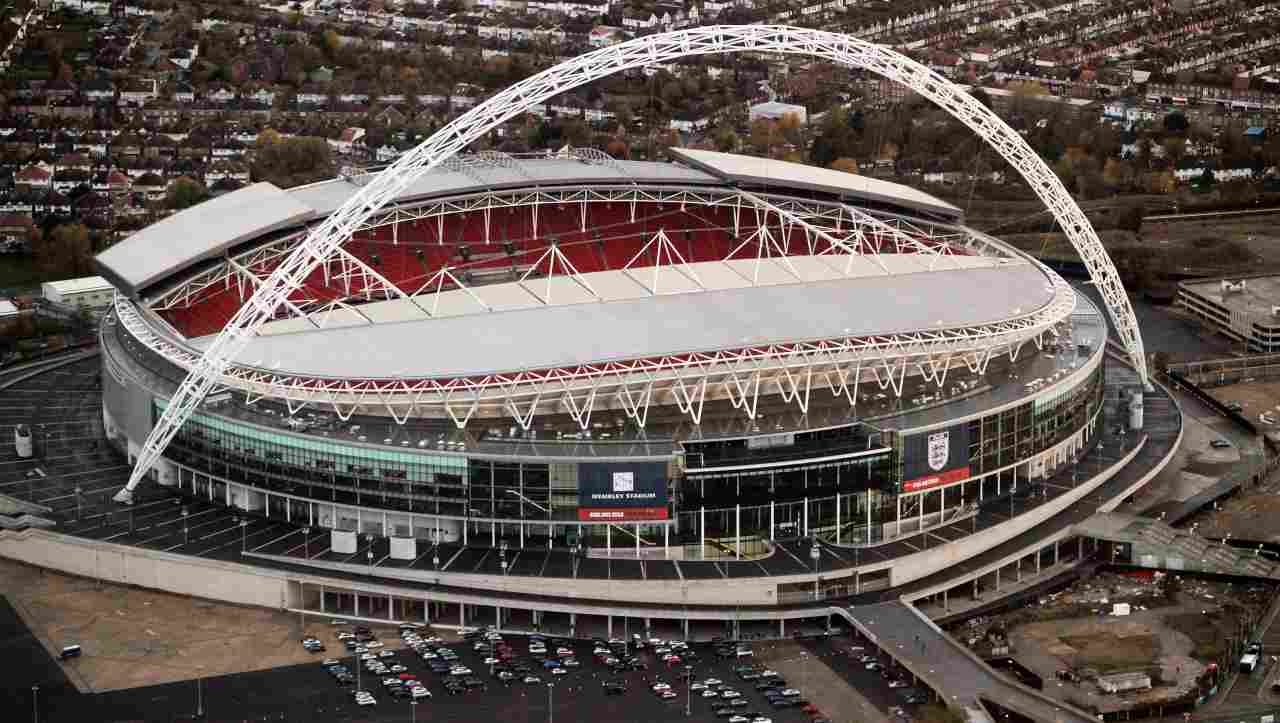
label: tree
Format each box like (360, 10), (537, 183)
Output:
(251, 136), (336, 189)
(166, 176), (208, 210)
(829, 157), (859, 174)
(35, 224), (94, 276)
(1163, 112), (1189, 133)
(1196, 166), (1216, 189)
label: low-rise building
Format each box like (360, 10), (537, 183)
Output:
(41, 276), (115, 310)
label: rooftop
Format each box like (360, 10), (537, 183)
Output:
(1180, 275), (1280, 321)
(41, 276), (114, 294)
(191, 254), (1056, 379)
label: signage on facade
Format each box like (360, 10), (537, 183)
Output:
(901, 423), (971, 493)
(577, 462), (668, 522)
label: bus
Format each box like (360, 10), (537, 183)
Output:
(14, 424), (32, 458)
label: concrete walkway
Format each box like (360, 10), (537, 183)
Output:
(837, 601), (1096, 723)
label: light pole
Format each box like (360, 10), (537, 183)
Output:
(411, 699), (418, 723)
(302, 527), (311, 559)
(196, 669), (204, 718)
(182, 507), (189, 545)
(239, 518), (248, 553)
(685, 664), (693, 717)
(32, 684), (38, 723)
(547, 682), (554, 723)
(365, 533), (375, 575)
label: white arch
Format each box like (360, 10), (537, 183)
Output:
(113, 25), (1146, 503)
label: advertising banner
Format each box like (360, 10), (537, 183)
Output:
(901, 423), (970, 494)
(577, 462), (669, 522)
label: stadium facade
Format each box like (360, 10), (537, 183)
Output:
(98, 145), (1121, 606)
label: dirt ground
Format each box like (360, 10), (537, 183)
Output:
(981, 572), (1270, 715)
(0, 557), (420, 693)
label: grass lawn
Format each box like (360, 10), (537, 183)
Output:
(0, 256), (58, 295)
(1060, 633), (1159, 673)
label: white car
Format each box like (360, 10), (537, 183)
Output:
(366, 641), (384, 649)
(389, 664), (407, 673)
(760, 669), (778, 678)
(360, 653), (376, 661)
(321, 658), (340, 666)
(411, 686), (431, 698)
(356, 696), (376, 706)
(720, 690), (742, 699)
(354, 647), (368, 654)
(377, 650), (396, 658)
(691, 682), (707, 691)
(751, 718), (773, 723)
(421, 652), (438, 660)
(337, 633), (355, 640)
(701, 689), (719, 698)
(556, 647), (574, 656)
(888, 679), (909, 688)
(483, 657), (499, 665)
(551, 667), (568, 676)
(704, 678), (723, 686)
(780, 689), (801, 697)
(659, 690), (678, 699)
(729, 717), (749, 723)
(652, 682), (672, 691)
(450, 667), (473, 676)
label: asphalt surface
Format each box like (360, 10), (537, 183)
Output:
(0, 596), (823, 723)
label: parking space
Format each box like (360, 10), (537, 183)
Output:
(297, 626), (828, 723)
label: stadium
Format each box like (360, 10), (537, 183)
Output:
(69, 29), (1177, 644)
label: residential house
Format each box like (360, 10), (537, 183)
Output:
(118, 79), (159, 107)
(328, 127), (367, 155)
(14, 165), (52, 191)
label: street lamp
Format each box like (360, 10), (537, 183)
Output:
(411, 699), (418, 723)
(547, 682), (554, 723)
(32, 684), (38, 723)
(684, 664), (694, 717)
(195, 669), (204, 718)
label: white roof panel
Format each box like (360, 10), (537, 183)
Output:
(669, 148), (962, 219)
(194, 255), (1051, 379)
(97, 183), (314, 294)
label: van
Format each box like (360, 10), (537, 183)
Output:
(59, 645), (82, 660)
(735, 647), (754, 658)
(1240, 652), (1258, 673)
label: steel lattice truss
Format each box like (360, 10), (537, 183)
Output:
(113, 26), (1147, 503)
(145, 185), (1002, 314)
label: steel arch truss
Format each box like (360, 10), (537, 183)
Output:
(115, 25), (1146, 502)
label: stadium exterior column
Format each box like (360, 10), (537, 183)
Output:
(700, 507), (705, 554)
(635, 524), (640, 559)
(836, 493), (841, 545)
(735, 505), (741, 559)
(895, 495), (901, 538)
(388, 594), (393, 621)
(490, 519), (496, 547)
(606, 524), (611, 554)
(355, 593), (360, 617)
(1017, 557), (1022, 582)
(460, 604), (465, 629)
(607, 615), (613, 639)
(1036, 547), (1041, 575)
(462, 517), (468, 545)
(570, 613), (576, 637)
(382, 510), (388, 537)
(769, 501), (774, 540)
(779, 619), (785, 637)
(320, 585), (325, 612)
(663, 524), (669, 558)
(803, 497), (809, 537)
(519, 521), (524, 549)
(683, 617), (689, 639)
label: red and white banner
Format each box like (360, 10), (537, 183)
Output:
(901, 466), (969, 493)
(577, 507), (669, 522)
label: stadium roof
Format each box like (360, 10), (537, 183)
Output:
(99, 158), (721, 296)
(668, 148), (962, 220)
(97, 182), (314, 293)
(193, 255), (1055, 379)
(289, 157), (718, 217)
